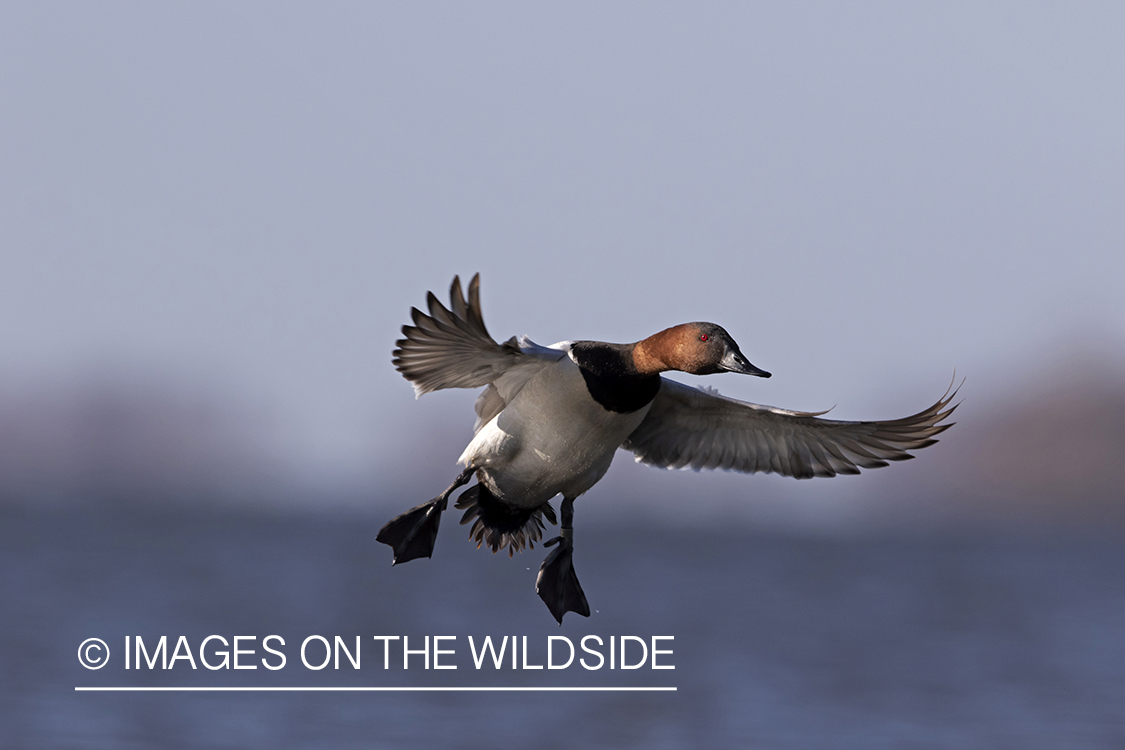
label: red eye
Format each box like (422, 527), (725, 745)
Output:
(700, 334), (709, 342)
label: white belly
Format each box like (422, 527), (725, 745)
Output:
(458, 357), (651, 508)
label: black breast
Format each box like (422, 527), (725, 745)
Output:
(570, 341), (661, 414)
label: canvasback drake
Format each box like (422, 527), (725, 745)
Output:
(378, 274), (957, 622)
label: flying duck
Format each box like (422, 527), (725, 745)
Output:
(378, 274), (957, 622)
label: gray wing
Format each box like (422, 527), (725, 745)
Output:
(471, 336), (567, 432)
(623, 378), (959, 479)
(393, 274), (563, 429)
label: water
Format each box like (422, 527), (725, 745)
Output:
(3, 502), (1124, 748)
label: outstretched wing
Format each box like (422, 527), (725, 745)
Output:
(623, 378), (959, 479)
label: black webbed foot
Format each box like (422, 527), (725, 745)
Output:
(536, 534), (590, 624)
(377, 466), (475, 565)
(376, 499), (446, 564)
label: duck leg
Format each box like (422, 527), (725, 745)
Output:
(377, 466), (475, 565)
(536, 496), (591, 624)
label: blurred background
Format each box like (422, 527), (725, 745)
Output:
(2, 2), (1123, 748)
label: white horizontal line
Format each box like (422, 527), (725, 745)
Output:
(75, 686), (676, 692)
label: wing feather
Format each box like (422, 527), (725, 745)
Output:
(393, 276), (564, 428)
(394, 274), (526, 395)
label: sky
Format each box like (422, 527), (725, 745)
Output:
(2, 2), (1123, 505)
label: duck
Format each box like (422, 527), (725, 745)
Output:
(378, 274), (958, 623)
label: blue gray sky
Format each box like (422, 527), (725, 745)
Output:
(2, 3), (1123, 510)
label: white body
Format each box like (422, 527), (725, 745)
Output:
(459, 351), (651, 508)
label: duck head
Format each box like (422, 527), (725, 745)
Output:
(633, 322), (771, 378)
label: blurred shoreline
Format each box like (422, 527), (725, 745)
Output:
(3, 346), (1122, 533)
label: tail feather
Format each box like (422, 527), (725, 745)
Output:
(456, 484), (556, 558)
